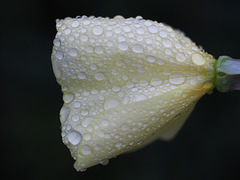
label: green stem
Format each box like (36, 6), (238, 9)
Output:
(215, 56), (240, 92)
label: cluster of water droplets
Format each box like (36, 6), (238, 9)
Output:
(51, 15), (215, 171)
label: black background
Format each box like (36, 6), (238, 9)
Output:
(1, 0), (240, 179)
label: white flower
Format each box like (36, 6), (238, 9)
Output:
(51, 15), (215, 171)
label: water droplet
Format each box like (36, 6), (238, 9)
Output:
(151, 77), (162, 86)
(64, 29), (71, 35)
(80, 34), (88, 41)
(115, 141), (122, 148)
(169, 73), (185, 84)
(147, 56), (155, 63)
(116, 59), (124, 66)
(176, 52), (186, 62)
(93, 25), (103, 35)
(121, 124), (129, 131)
(118, 42), (128, 50)
(83, 20), (90, 25)
(124, 26), (131, 32)
(56, 50), (63, 59)
(129, 141), (135, 146)
(192, 53), (206, 66)
(71, 20), (79, 27)
(63, 93), (74, 103)
(95, 72), (105, 81)
(126, 81), (134, 88)
(163, 39), (172, 47)
(159, 31), (167, 38)
(158, 59), (165, 65)
(81, 145), (91, 155)
(84, 133), (92, 141)
(53, 62), (62, 78)
(85, 45), (93, 53)
(144, 21), (152, 26)
(78, 72), (86, 79)
(132, 44), (143, 53)
(114, 28), (121, 34)
(81, 110), (89, 116)
(67, 131), (82, 145)
(60, 107), (70, 123)
(69, 48), (78, 57)
(139, 80), (148, 86)
(102, 119), (109, 127)
(112, 85), (121, 92)
(148, 26), (158, 33)
(82, 117), (93, 127)
(137, 28), (144, 34)
(90, 64), (97, 70)
(74, 102), (81, 108)
(72, 115), (79, 122)
(136, 94), (147, 102)
(104, 98), (121, 110)
(53, 38), (61, 46)
(95, 46), (103, 54)
(100, 159), (109, 165)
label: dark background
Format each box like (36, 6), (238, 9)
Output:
(1, 0), (240, 179)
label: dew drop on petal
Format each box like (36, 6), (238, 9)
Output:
(69, 48), (78, 57)
(56, 50), (63, 59)
(63, 93), (74, 103)
(60, 107), (70, 123)
(169, 73), (185, 84)
(81, 145), (91, 155)
(71, 20), (80, 27)
(132, 44), (143, 53)
(104, 98), (121, 110)
(176, 52), (186, 62)
(135, 94), (147, 102)
(151, 77), (162, 86)
(192, 53), (206, 66)
(148, 26), (158, 33)
(95, 72), (105, 81)
(67, 131), (82, 145)
(93, 25), (104, 35)
(118, 42), (128, 50)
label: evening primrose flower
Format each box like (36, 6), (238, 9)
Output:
(51, 15), (240, 171)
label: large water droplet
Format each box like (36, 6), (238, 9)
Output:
(192, 53), (206, 66)
(63, 93), (74, 103)
(169, 73), (185, 84)
(60, 106), (70, 123)
(67, 131), (82, 145)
